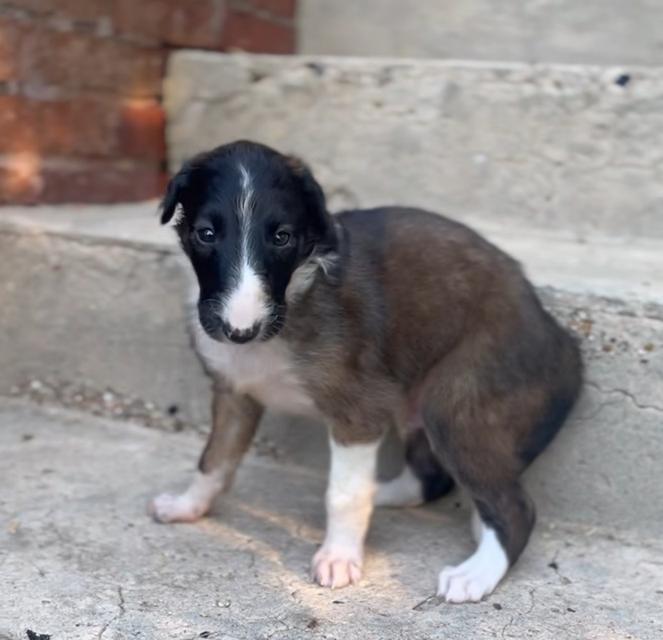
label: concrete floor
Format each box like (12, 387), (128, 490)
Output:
(2, 399), (662, 640)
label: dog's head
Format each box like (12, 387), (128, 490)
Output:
(160, 140), (340, 344)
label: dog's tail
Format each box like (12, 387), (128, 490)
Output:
(374, 430), (454, 507)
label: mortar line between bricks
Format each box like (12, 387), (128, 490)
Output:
(228, 0), (295, 26)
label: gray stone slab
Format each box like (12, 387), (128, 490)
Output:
(0, 220), (211, 427)
(166, 52), (663, 240)
(0, 208), (662, 537)
(1, 400), (662, 640)
(298, 0), (663, 66)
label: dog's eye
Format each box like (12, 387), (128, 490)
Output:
(273, 229), (291, 247)
(196, 228), (215, 243)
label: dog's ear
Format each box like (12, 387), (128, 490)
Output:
(286, 154), (343, 283)
(284, 155), (327, 220)
(159, 164), (190, 225)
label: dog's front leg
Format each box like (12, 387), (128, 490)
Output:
(312, 435), (380, 588)
(149, 386), (263, 523)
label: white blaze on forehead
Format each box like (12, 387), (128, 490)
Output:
(238, 163), (253, 219)
(222, 163), (269, 332)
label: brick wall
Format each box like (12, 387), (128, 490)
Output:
(0, 0), (296, 204)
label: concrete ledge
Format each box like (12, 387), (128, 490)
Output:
(2, 200), (662, 302)
(1, 206), (663, 538)
(298, 0), (663, 67)
(166, 52), (663, 240)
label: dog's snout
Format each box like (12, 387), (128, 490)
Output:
(223, 322), (261, 344)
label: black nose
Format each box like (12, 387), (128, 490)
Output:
(223, 323), (260, 344)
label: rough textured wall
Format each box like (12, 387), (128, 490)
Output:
(166, 53), (663, 239)
(0, 0), (296, 204)
(298, 0), (663, 65)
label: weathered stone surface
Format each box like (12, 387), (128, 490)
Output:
(0, 209), (210, 426)
(2, 400), (662, 640)
(298, 0), (663, 66)
(166, 52), (663, 239)
(1, 206), (662, 538)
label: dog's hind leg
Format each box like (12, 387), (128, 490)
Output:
(149, 386), (263, 523)
(374, 430), (455, 508)
(420, 372), (539, 603)
(436, 480), (535, 603)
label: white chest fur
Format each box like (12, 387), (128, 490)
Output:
(192, 320), (317, 417)
(179, 257), (317, 417)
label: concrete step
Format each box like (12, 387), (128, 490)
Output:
(165, 52), (663, 240)
(1, 205), (662, 541)
(298, 0), (663, 67)
(2, 399), (662, 639)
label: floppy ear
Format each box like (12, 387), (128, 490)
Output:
(285, 155), (327, 219)
(285, 154), (343, 282)
(159, 164), (190, 225)
(285, 155), (337, 246)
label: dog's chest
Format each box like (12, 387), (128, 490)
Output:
(194, 329), (316, 416)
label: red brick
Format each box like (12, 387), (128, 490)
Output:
(0, 95), (165, 160)
(161, 0), (226, 48)
(0, 17), (22, 82)
(39, 160), (165, 202)
(6, 0), (114, 24)
(0, 155), (164, 204)
(221, 8), (294, 53)
(111, 0), (170, 43)
(0, 153), (45, 203)
(0, 95), (109, 156)
(118, 99), (166, 161)
(0, 0), (299, 206)
(45, 0), (113, 24)
(0, 96), (54, 154)
(112, 0), (226, 48)
(19, 25), (164, 97)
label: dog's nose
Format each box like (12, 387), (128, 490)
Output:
(223, 323), (260, 344)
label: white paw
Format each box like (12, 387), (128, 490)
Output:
(437, 563), (501, 603)
(374, 466), (424, 508)
(437, 527), (509, 603)
(148, 492), (208, 523)
(311, 546), (363, 589)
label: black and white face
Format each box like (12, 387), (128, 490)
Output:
(160, 141), (338, 344)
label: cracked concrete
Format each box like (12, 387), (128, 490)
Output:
(96, 587), (125, 640)
(585, 381), (663, 414)
(2, 399), (663, 640)
(165, 52), (663, 240)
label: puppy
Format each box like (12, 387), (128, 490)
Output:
(149, 140), (583, 603)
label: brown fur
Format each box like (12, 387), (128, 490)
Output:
(275, 206), (583, 564)
(163, 144), (583, 580)
(198, 388), (263, 490)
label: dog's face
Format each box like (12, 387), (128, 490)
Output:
(160, 141), (339, 344)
